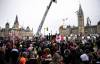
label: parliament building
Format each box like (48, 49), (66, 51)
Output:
(59, 5), (100, 36)
(0, 15), (33, 40)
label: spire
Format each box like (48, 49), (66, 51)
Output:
(14, 15), (19, 25)
(78, 4), (83, 16)
(13, 15), (19, 29)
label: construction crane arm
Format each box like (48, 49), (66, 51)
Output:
(36, 0), (57, 36)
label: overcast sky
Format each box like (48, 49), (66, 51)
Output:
(0, 0), (100, 34)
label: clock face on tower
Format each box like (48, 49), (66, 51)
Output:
(79, 15), (83, 18)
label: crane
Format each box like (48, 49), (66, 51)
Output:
(36, 0), (57, 36)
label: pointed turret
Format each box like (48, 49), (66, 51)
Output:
(78, 4), (84, 16)
(26, 26), (30, 32)
(13, 15), (19, 29)
(5, 22), (9, 29)
(14, 15), (19, 24)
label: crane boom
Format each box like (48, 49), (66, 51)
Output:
(36, 0), (57, 36)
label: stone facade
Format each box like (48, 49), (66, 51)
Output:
(59, 25), (71, 36)
(59, 23), (100, 36)
(59, 5), (100, 36)
(0, 15), (33, 40)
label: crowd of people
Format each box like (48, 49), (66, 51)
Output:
(0, 34), (100, 64)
